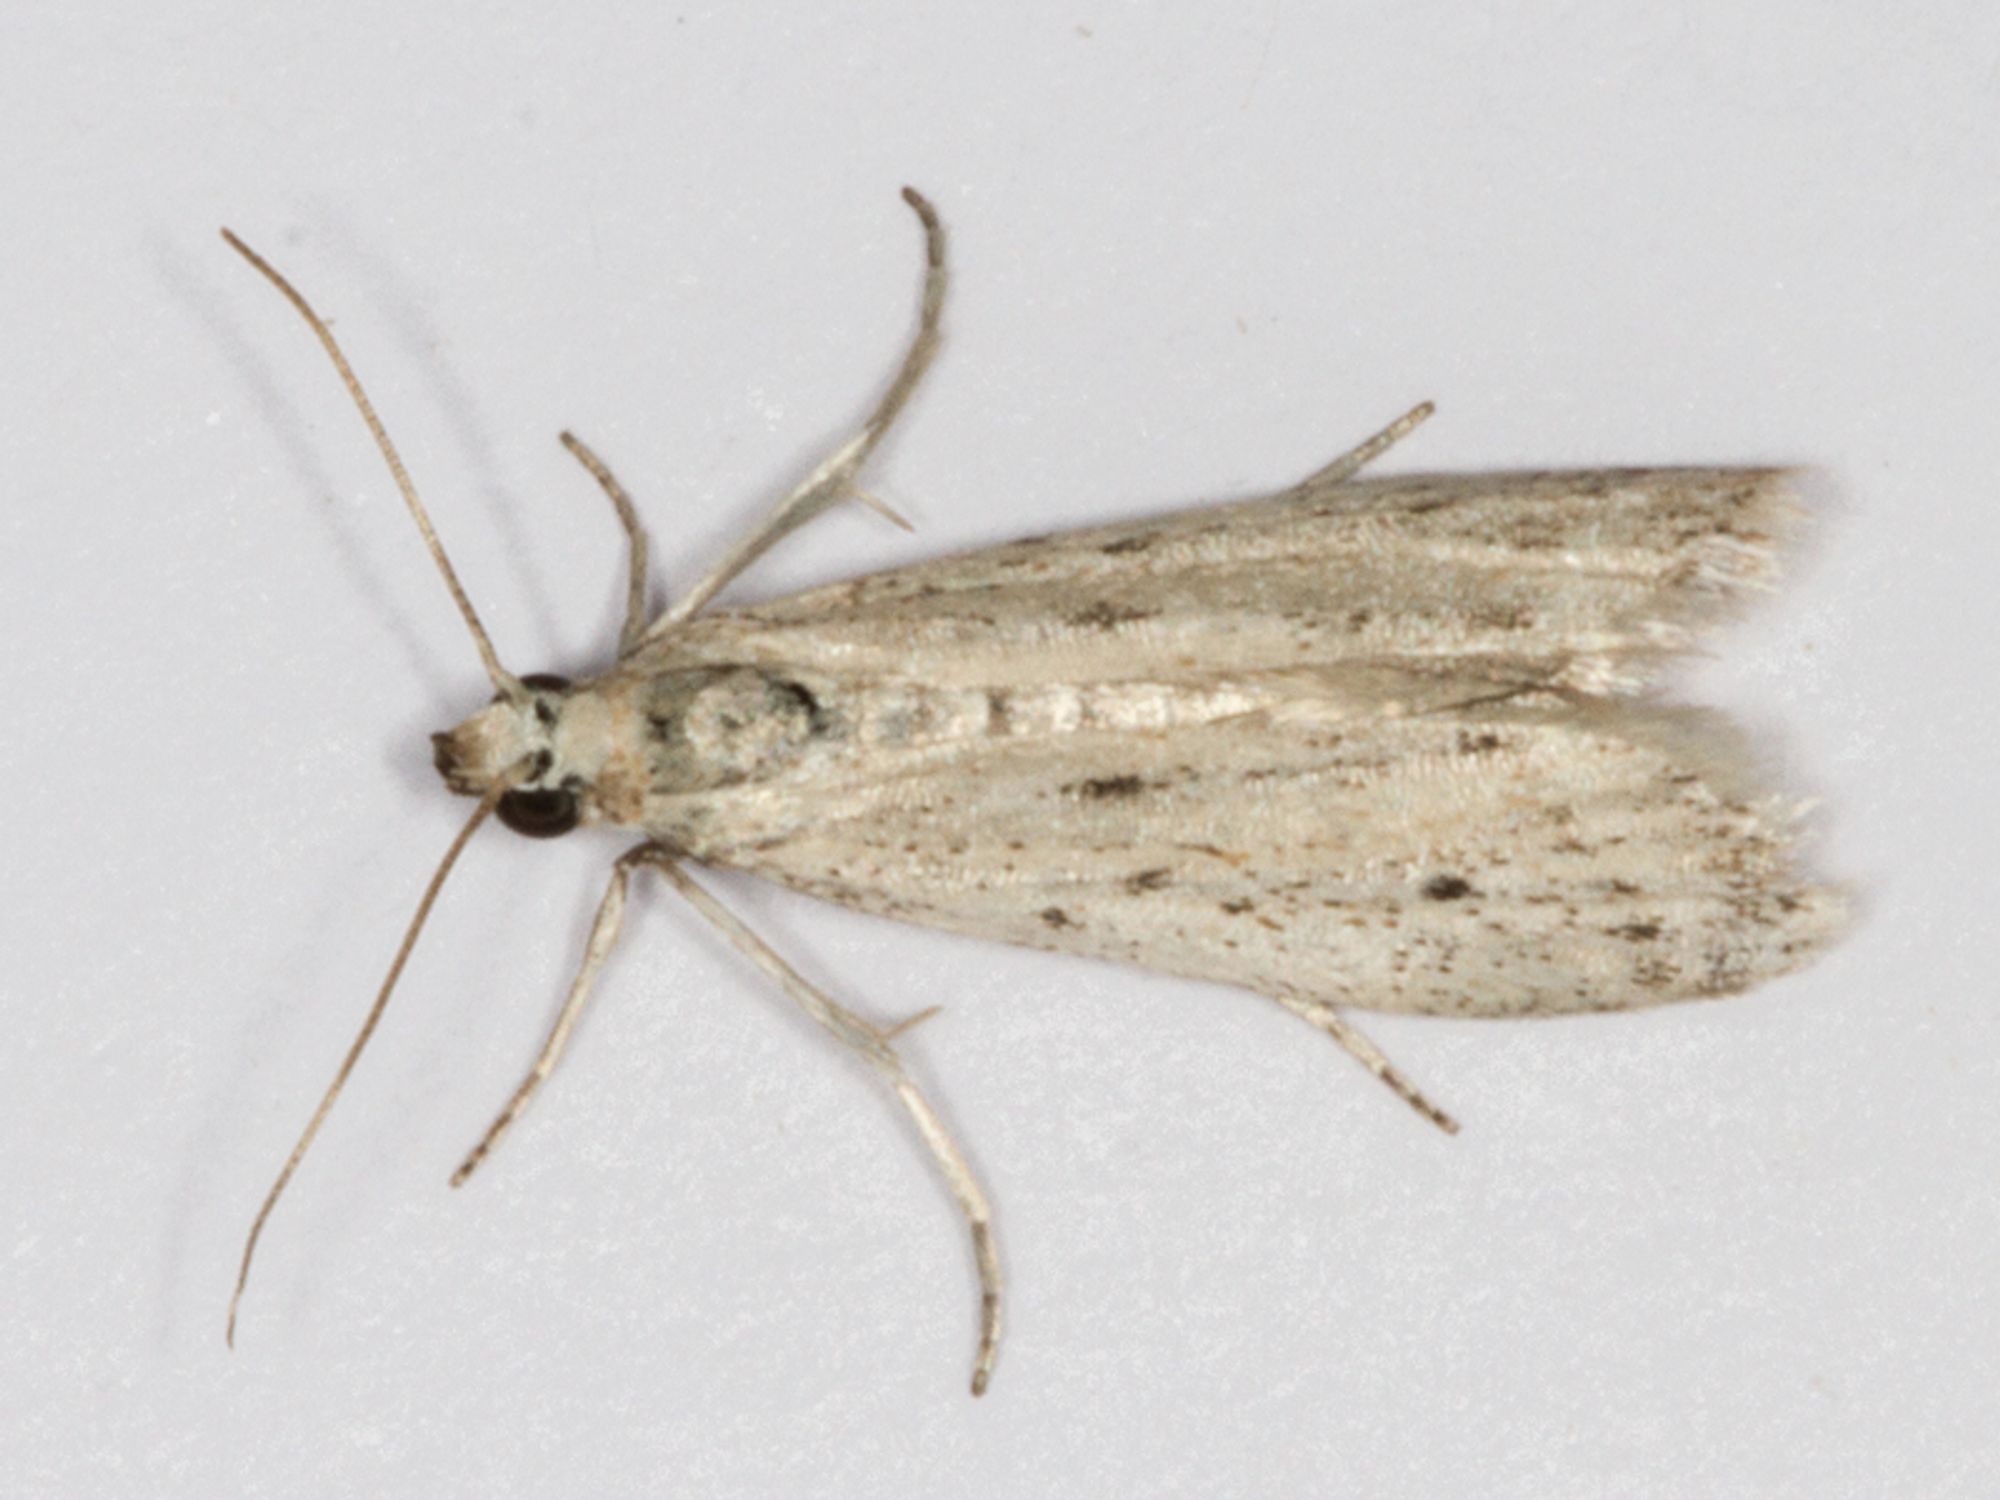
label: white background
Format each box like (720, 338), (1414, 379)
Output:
(5, 4), (1995, 1496)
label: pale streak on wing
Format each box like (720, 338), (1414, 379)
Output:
(686, 692), (1845, 1018)
(648, 468), (1801, 696)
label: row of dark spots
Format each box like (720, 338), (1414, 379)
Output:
(1202, 892), (1289, 928)
(1064, 774), (1148, 800)
(1419, 866), (1663, 942)
(1067, 601), (1159, 630)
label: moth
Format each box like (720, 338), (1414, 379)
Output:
(222, 189), (1845, 1394)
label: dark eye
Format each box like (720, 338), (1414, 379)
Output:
(498, 786), (580, 838)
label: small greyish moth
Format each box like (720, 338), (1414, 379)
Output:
(220, 188), (1845, 1395)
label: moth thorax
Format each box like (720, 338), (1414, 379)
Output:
(642, 666), (830, 792)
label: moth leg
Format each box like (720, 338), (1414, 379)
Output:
(450, 843), (653, 1187)
(1291, 400), (1435, 493)
(1269, 995), (1460, 1135)
(641, 852), (1003, 1397)
(651, 186), (947, 631)
(558, 430), (651, 655)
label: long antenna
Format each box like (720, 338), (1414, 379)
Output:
(220, 228), (521, 700)
(227, 787), (503, 1346)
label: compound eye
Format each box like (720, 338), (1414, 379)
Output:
(497, 785), (579, 838)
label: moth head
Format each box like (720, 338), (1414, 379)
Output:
(431, 672), (596, 838)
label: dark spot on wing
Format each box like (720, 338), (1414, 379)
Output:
(1065, 774), (1146, 800)
(1608, 922), (1663, 942)
(1422, 875), (1473, 901)
(1039, 907), (1076, 929)
(770, 678), (830, 736)
(1468, 604), (1538, 632)
(1125, 868), (1172, 893)
(1068, 601), (1158, 630)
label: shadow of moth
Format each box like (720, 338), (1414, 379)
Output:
(221, 188), (1845, 1394)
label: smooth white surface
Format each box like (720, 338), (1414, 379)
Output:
(4, 5), (1994, 1496)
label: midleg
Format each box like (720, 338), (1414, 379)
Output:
(644, 852), (1003, 1396)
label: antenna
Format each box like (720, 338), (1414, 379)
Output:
(221, 228), (522, 700)
(227, 787), (503, 1346)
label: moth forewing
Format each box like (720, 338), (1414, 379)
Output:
(638, 678), (1843, 1019)
(225, 189), (1844, 1396)
(653, 465), (1808, 698)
